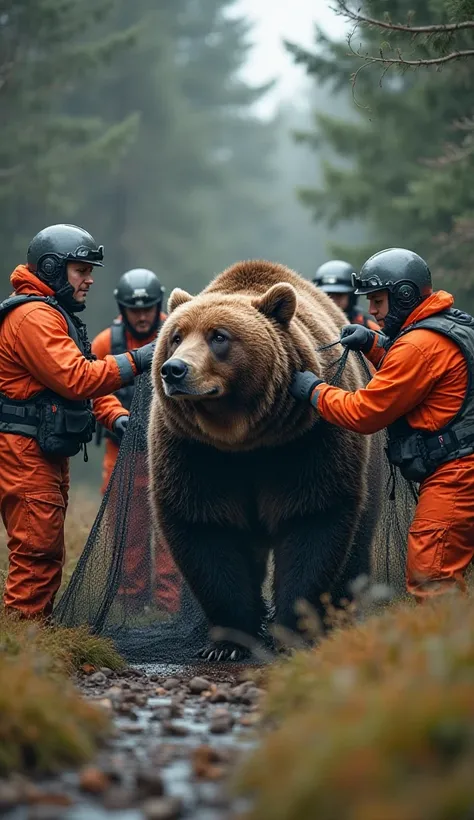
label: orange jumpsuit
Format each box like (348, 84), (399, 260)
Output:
(311, 290), (474, 601)
(92, 316), (181, 614)
(0, 266), (136, 618)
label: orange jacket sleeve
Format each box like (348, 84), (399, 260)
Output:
(365, 331), (389, 370)
(91, 328), (130, 431)
(13, 305), (136, 401)
(312, 338), (437, 434)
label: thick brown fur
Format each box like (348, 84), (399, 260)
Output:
(148, 260), (386, 660)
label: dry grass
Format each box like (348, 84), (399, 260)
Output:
(0, 490), (125, 774)
(0, 651), (109, 774)
(236, 592), (474, 820)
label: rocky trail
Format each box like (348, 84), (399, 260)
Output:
(2, 663), (264, 820)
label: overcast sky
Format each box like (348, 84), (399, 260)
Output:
(233, 0), (348, 115)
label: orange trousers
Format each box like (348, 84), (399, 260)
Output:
(102, 438), (181, 613)
(407, 454), (474, 601)
(0, 433), (68, 618)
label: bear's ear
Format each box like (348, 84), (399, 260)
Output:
(252, 283), (297, 326)
(168, 288), (193, 314)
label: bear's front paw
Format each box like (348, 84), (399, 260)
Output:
(196, 640), (250, 662)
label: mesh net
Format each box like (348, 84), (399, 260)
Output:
(54, 360), (417, 663)
(54, 374), (208, 663)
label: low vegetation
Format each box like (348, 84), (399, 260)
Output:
(237, 592), (474, 820)
(0, 490), (125, 774)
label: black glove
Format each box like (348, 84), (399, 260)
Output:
(113, 415), (129, 441)
(340, 324), (376, 354)
(129, 341), (156, 374)
(289, 370), (325, 402)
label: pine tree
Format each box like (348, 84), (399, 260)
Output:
(0, 0), (138, 278)
(288, 0), (474, 306)
(68, 0), (285, 336)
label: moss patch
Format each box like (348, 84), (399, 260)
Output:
(237, 593), (474, 820)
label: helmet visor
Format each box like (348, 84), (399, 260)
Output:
(67, 244), (104, 267)
(320, 283), (354, 294)
(116, 287), (162, 308)
(351, 272), (388, 296)
(318, 275), (354, 294)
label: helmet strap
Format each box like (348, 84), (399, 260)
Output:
(55, 280), (86, 313)
(384, 289), (423, 339)
(33, 255), (82, 312)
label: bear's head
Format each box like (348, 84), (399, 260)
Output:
(153, 280), (325, 451)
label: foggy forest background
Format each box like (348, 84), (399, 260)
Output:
(2, 0), (473, 487)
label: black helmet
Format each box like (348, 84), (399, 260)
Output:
(114, 268), (164, 340)
(27, 224), (104, 313)
(313, 260), (357, 294)
(352, 248), (432, 338)
(114, 269), (164, 309)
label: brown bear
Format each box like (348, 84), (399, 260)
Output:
(148, 260), (385, 661)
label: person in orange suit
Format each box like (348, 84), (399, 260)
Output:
(292, 247), (474, 601)
(92, 269), (181, 614)
(313, 259), (380, 331)
(0, 224), (156, 619)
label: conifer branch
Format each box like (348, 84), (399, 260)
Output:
(332, 2), (474, 36)
(333, 2), (474, 68)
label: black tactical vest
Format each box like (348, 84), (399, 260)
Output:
(387, 308), (474, 482)
(0, 294), (96, 459)
(110, 319), (135, 410)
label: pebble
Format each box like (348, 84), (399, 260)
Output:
(79, 766), (110, 794)
(162, 677), (181, 690)
(27, 807), (65, 820)
(188, 676), (211, 694)
(102, 786), (135, 810)
(209, 687), (229, 703)
(136, 769), (165, 797)
(161, 720), (189, 737)
(192, 745), (225, 779)
(142, 795), (183, 820)
(123, 722), (144, 734)
(89, 671), (108, 685)
(0, 780), (19, 810)
(210, 711), (234, 734)
(99, 667), (114, 677)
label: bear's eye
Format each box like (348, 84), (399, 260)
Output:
(211, 331), (227, 344)
(171, 332), (182, 346)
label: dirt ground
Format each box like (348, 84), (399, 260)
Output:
(1, 662), (264, 820)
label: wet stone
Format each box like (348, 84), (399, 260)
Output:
(0, 780), (19, 810)
(162, 720), (189, 737)
(102, 786), (136, 810)
(209, 687), (229, 703)
(79, 766), (110, 794)
(142, 795), (183, 820)
(210, 710), (235, 734)
(162, 677), (181, 690)
(169, 704), (184, 719)
(99, 667), (114, 677)
(136, 769), (165, 797)
(27, 806), (66, 820)
(123, 722), (144, 734)
(188, 676), (211, 694)
(89, 671), (108, 685)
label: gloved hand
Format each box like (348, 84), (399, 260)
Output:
(340, 324), (376, 353)
(129, 341), (156, 374)
(113, 415), (129, 441)
(289, 370), (325, 402)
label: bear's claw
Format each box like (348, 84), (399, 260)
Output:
(196, 640), (250, 662)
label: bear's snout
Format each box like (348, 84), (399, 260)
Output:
(161, 358), (189, 384)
